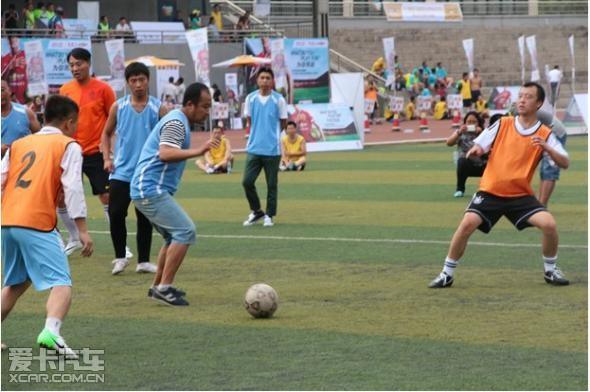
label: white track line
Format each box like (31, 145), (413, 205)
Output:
(88, 231), (587, 249)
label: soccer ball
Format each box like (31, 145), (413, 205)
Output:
(244, 283), (279, 318)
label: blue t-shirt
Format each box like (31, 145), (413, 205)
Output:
(1, 103), (31, 145)
(436, 67), (448, 80)
(111, 95), (161, 182)
(130, 109), (190, 200)
(245, 90), (287, 156)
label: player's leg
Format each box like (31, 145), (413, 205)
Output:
(295, 156), (306, 171)
(195, 158), (209, 172)
(1, 282), (31, 322)
(455, 157), (469, 196)
(135, 207), (156, 273)
(108, 179), (131, 274)
(527, 211), (568, 285)
(1, 227), (31, 322)
(242, 153), (266, 225)
(262, 155), (281, 226)
(538, 180), (556, 206)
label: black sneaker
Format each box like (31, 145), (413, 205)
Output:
(428, 272), (454, 288)
(544, 268), (570, 286)
(152, 287), (189, 306)
(148, 286), (186, 298)
(243, 210), (265, 226)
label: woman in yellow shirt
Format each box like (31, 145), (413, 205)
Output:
(196, 126), (234, 174)
(280, 121), (307, 171)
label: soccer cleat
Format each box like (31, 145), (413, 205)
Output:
(453, 190), (464, 198)
(37, 328), (78, 359)
(428, 272), (454, 288)
(152, 287), (189, 306)
(149, 286), (185, 298)
(243, 210), (265, 226)
(263, 215), (274, 227)
(64, 240), (82, 256)
(125, 247), (133, 259)
(111, 258), (129, 275)
(544, 268), (570, 286)
(136, 262), (157, 273)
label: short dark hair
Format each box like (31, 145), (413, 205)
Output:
(463, 110), (484, 129)
(489, 113), (504, 127)
(286, 120), (297, 128)
(257, 67), (274, 79)
(182, 82), (210, 106)
(462, 72), (468, 78)
(45, 95), (79, 123)
(177, 77), (184, 84)
(66, 47), (91, 63)
(119, 16), (126, 21)
(168, 76), (174, 83)
(124, 62), (150, 81)
(523, 81), (545, 103)
(440, 95), (446, 102)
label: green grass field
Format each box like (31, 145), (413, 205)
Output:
(2, 137), (587, 390)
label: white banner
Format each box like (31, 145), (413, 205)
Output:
(131, 22), (186, 44)
(447, 94), (462, 110)
(105, 39), (125, 92)
(568, 35), (575, 87)
(382, 37), (395, 86)
(416, 96), (432, 112)
(526, 35), (540, 82)
(254, 0), (271, 17)
(462, 38), (474, 74)
(224, 73), (238, 100)
(383, 2), (462, 22)
(212, 102), (229, 119)
(518, 35), (526, 84)
(364, 99), (375, 114)
(389, 96), (404, 113)
(23, 40), (48, 96)
(271, 38), (288, 91)
(185, 28), (210, 86)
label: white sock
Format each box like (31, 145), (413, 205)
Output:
(103, 204), (110, 224)
(57, 208), (79, 242)
(543, 255), (558, 272)
(45, 317), (62, 336)
(157, 284), (171, 291)
(443, 257), (458, 276)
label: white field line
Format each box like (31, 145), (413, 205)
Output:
(87, 231), (587, 249)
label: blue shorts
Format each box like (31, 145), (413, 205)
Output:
(1, 227), (72, 291)
(133, 193), (196, 245)
(540, 133), (567, 181)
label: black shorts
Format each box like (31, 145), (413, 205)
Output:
(463, 99), (472, 108)
(82, 152), (110, 195)
(471, 90), (481, 102)
(465, 191), (546, 233)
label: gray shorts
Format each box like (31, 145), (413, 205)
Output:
(540, 133), (567, 181)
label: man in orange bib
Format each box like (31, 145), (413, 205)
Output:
(429, 82), (570, 288)
(1, 95), (94, 356)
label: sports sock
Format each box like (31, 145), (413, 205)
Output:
(45, 317), (62, 336)
(57, 208), (79, 242)
(543, 255), (557, 272)
(157, 284), (171, 291)
(103, 204), (110, 224)
(443, 257), (458, 276)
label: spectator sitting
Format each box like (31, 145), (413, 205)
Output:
(23, 1), (35, 32)
(404, 96), (416, 121)
(435, 62), (448, 84)
(434, 79), (447, 98)
(371, 57), (385, 77)
(97, 15), (110, 39)
(161, 76), (178, 101)
(207, 17), (220, 39)
(394, 68), (405, 91)
(475, 95), (489, 120)
(49, 5), (64, 36)
(115, 16), (131, 32)
(3, 4), (19, 29)
(446, 111), (487, 197)
(189, 9), (201, 29)
(175, 10), (187, 29)
(433, 96), (448, 120)
(33, 2), (47, 29)
(195, 126), (233, 174)
(280, 121), (307, 172)
(175, 77), (185, 104)
(211, 4), (223, 31)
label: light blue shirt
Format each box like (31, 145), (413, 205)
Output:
(1, 103), (31, 145)
(111, 95), (161, 182)
(130, 109), (190, 199)
(244, 90), (287, 156)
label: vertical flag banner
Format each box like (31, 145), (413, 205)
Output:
(271, 38), (290, 100)
(186, 28), (210, 86)
(525, 35), (540, 81)
(462, 38), (474, 74)
(224, 72), (239, 121)
(568, 35), (575, 91)
(105, 39), (125, 91)
(23, 40), (48, 96)
(518, 35), (526, 84)
(382, 37), (395, 86)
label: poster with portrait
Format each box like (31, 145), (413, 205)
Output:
(105, 39), (125, 91)
(185, 28), (210, 86)
(24, 40), (48, 96)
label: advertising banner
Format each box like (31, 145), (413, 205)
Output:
(105, 39), (125, 91)
(24, 40), (48, 96)
(186, 28), (210, 86)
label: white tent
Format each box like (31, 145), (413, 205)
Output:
(563, 94), (588, 134)
(330, 73), (365, 146)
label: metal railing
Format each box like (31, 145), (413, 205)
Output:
(213, 0), (588, 17)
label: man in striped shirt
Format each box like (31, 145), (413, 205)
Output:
(130, 83), (217, 307)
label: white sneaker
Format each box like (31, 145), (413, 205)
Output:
(111, 258), (129, 275)
(125, 247), (133, 259)
(279, 164), (287, 172)
(263, 215), (274, 227)
(64, 240), (82, 256)
(243, 210), (265, 226)
(136, 262), (157, 273)
(206, 167), (215, 174)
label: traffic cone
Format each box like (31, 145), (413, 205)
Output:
(419, 112), (430, 133)
(364, 114), (371, 133)
(391, 113), (401, 132)
(451, 110), (461, 130)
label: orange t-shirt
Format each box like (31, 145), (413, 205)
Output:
(479, 117), (551, 197)
(59, 78), (115, 156)
(365, 88), (378, 101)
(2, 133), (76, 231)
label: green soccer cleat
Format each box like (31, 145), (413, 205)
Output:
(37, 328), (78, 359)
